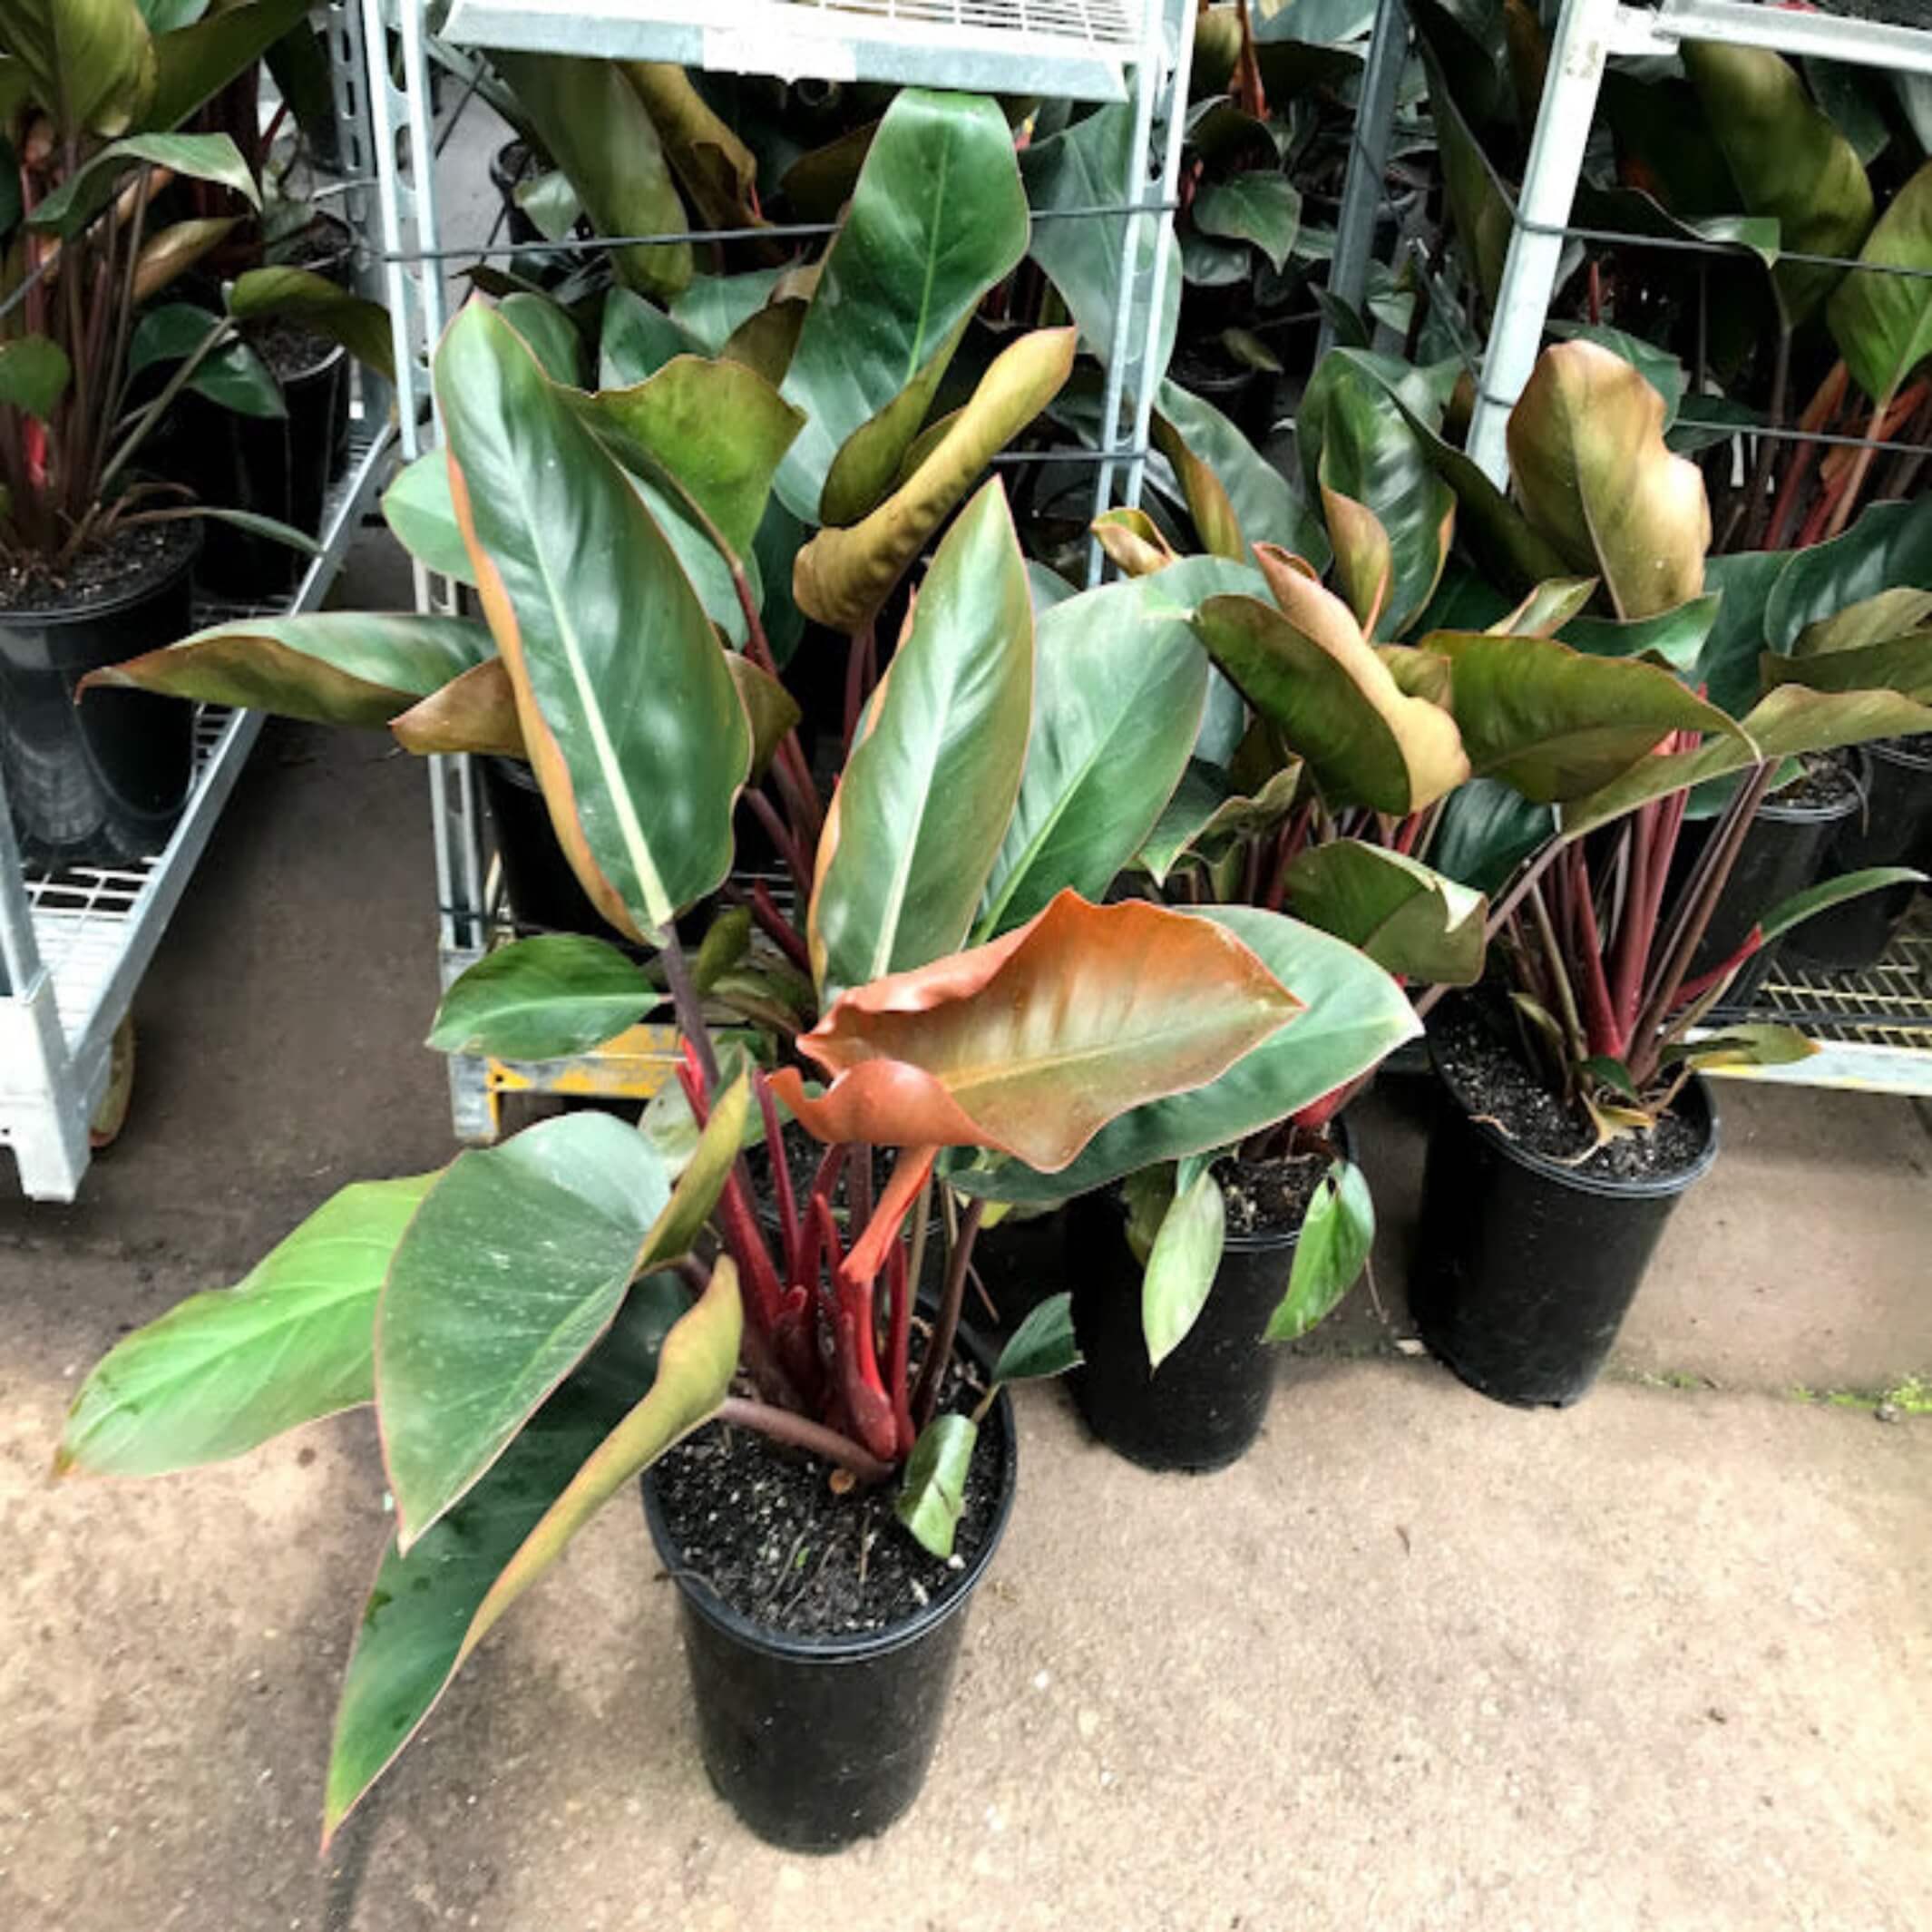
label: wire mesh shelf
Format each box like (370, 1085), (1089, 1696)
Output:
(438, 0), (1147, 100)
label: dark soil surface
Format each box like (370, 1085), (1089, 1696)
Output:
(1215, 1147), (1326, 1239)
(247, 317), (339, 383)
(1434, 1005), (1707, 1183)
(652, 1357), (1002, 1638)
(0, 516), (197, 619)
(1771, 750), (1859, 813)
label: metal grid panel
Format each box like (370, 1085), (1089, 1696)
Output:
(440, 0), (1144, 99)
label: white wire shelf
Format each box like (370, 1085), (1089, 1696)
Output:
(0, 421), (397, 1199)
(437, 0), (1147, 101)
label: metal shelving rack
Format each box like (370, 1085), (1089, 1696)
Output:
(1326, 0), (1932, 1098)
(0, 0), (398, 1200)
(367, 0), (1200, 1140)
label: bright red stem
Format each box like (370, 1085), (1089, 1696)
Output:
(1568, 845), (1621, 1059)
(1671, 928), (1762, 1010)
(681, 1053), (788, 1342)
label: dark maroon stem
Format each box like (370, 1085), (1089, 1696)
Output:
(751, 881), (812, 974)
(912, 1195), (987, 1433)
(715, 1396), (893, 1483)
(756, 1072), (799, 1281)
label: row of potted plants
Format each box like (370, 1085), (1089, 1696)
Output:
(0, 0), (393, 870)
(42, 42), (1932, 1861)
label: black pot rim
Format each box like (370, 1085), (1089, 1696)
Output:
(256, 336), (348, 388)
(1870, 736), (1932, 775)
(1427, 1029), (1721, 1201)
(641, 1372), (1017, 1667)
(0, 518), (201, 629)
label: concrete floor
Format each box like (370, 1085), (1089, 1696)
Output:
(4, 102), (1931, 1917)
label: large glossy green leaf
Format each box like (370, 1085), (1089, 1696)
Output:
(1559, 594), (1722, 679)
(777, 89), (1028, 519)
(1683, 41), (1874, 326)
(0, 334), (72, 419)
(972, 561), (1224, 940)
(806, 481), (1033, 996)
(1429, 774), (1554, 893)
(1506, 340), (1709, 622)
(793, 327), (1077, 632)
(129, 303), (280, 417)
(819, 316), (971, 528)
(1141, 1166), (1225, 1369)
(573, 355), (803, 559)
(992, 1293), (1081, 1381)
(1283, 840), (1485, 986)
(1023, 102), (1181, 381)
(381, 450), (473, 583)
(1, 0), (152, 138)
(1265, 1156), (1373, 1342)
(1194, 172), (1301, 273)
(377, 1086), (747, 1549)
(1762, 496), (1932, 652)
(55, 1174), (436, 1478)
(1830, 161), (1932, 404)
(28, 130), (255, 235)
(436, 304), (749, 938)
(948, 905), (1420, 1203)
(1191, 588), (1471, 814)
(77, 613), (493, 725)
(426, 934), (661, 1059)
(321, 1270), (708, 1843)
(142, 0), (307, 132)
(776, 893), (1303, 1172)
(896, 1410), (978, 1560)
(621, 59), (762, 234)
(1421, 44), (1511, 309)
(1425, 629), (1744, 803)
(599, 287), (698, 385)
(1299, 351), (1457, 639)
(1153, 378), (1331, 568)
(494, 52), (689, 298)
(1558, 683), (1932, 837)
(1761, 629), (1932, 705)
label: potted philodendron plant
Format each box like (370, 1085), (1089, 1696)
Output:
(1385, 341), (1932, 1408)
(0, 0), (365, 864)
(61, 296), (1419, 1850)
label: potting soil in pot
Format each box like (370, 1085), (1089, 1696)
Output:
(651, 1357), (1001, 1638)
(1431, 1005), (1706, 1182)
(1217, 1145), (1328, 1237)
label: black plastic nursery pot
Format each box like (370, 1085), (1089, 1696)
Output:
(0, 525), (199, 867)
(184, 339), (347, 601)
(970, 1205), (1069, 1343)
(1066, 1119), (1354, 1474)
(479, 753), (610, 937)
(1409, 1045), (1720, 1410)
(1685, 760), (1863, 1008)
(1785, 737), (1932, 971)
(639, 1371), (1017, 1852)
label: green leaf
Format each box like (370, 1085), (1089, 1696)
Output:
(1679, 1024), (1817, 1070)
(1546, 320), (1685, 425)
(56, 1174), (437, 1477)
(377, 1086), (748, 1548)
(1425, 629), (1746, 803)
(128, 303), (282, 418)
(229, 266), (395, 384)
(1422, 42), (1512, 308)
(77, 612), (493, 724)
(1683, 41), (1875, 327)
(1558, 682), (1932, 837)
(191, 506), (321, 555)
(1154, 378), (1331, 568)
(426, 934), (660, 1059)
(0, 334), (72, 420)
(1141, 1166), (1225, 1369)
(1429, 777), (1553, 893)
(1265, 1156), (1373, 1342)
(792, 329), (1076, 633)
(1191, 590), (1471, 814)
(975, 560), (1227, 939)
(992, 1293), (1081, 1381)
(1193, 172), (1302, 273)
(807, 481), (1033, 996)
(1506, 340), (1710, 622)
(1756, 864), (1928, 945)
(1024, 102), (1181, 380)
(381, 450), (475, 583)
(1283, 840), (1485, 986)
(435, 303), (750, 938)
(3, 0), (153, 141)
(1299, 350), (1457, 638)
(818, 315), (971, 528)
(896, 1411), (978, 1560)
(668, 268), (785, 352)
(952, 907), (1420, 1204)
(777, 89), (1029, 519)
(512, 167), (582, 243)
(1137, 759), (1234, 883)
(29, 132), (257, 236)
(1697, 549), (1795, 718)
(1761, 497), (1932, 654)
(1829, 161), (1932, 405)
(142, 0), (307, 132)
(1761, 630), (1932, 706)
(321, 1269), (715, 1842)
(1559, 594), (1722, 680)
(599, 287), (699, 385)
(493, 52), (689, 299)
